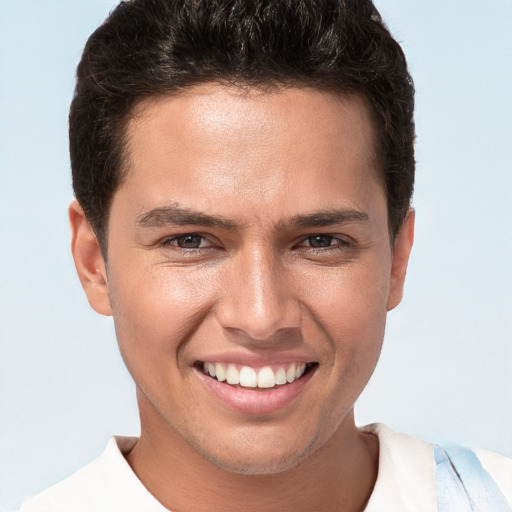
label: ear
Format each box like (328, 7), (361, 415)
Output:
(69, 201), (112, 316)
(387, 209), (415, 311)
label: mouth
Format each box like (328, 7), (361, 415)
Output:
(194, 359), (319, 415)
(197, 361), (318, 390)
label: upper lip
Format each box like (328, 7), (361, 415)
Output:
(194, 350), (317, 367)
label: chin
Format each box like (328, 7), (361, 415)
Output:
(203, 450), (309, 476)
(192, 431), (319, 476)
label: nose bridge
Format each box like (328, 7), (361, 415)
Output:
(216, 242), (301, 340)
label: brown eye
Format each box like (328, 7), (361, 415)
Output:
(305, 235), (336, 248)
(173, 234), (205, 248)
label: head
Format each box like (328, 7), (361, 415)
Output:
(70, 0), (415, 253)
(69, 0), (415, 477)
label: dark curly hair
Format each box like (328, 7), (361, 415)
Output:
(70, 0), (415, 251)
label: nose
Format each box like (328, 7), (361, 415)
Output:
(215, 246), (302, 342)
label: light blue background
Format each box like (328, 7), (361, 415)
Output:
(1, 1), (511, 510)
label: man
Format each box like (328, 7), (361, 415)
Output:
(19, 1), (511, 511)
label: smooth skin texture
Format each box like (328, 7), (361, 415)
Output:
(70, 85), (414, 512)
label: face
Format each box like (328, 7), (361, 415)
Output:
(71, 85), (413, 475)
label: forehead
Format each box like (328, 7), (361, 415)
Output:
(127, 85), (377, 165)
(119, 84), (383, 225)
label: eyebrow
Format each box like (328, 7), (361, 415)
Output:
(278, 209), (370, 230)
(137, 204), (369, 232)
(136, 205), (240, 231)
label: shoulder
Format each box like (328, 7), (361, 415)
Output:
(361, 423), (439, 512)
(360, 423), (512, 512)
(472, 445), (512, 504)
(19, 437), (167, 512)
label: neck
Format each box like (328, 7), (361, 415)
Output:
(126, 405), (378, 512)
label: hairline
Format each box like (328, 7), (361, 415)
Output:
(95, 81), (394, 258)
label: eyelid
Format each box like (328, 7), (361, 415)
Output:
(159, 233), (217, 249)
(295, 234), (353, 248)
(155, 232), (354, 251)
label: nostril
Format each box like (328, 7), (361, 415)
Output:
(215, 298), (303, 342)
(215, 256), (302, 339)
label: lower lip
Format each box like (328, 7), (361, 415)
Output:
(196, 368), (316, 415)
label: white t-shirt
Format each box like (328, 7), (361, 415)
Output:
(19, 424), (512, 512)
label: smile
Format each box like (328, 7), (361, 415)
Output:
(201, 361), (316, 389)
(195, 359), (318, 415)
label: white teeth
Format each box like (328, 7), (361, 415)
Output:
(239, 366), (257, 387)
(226, 364), (240, 385)
(203, 362), (311, 389)
(275, 367), (287, 385)
(257, 366), (276, 388)
(215, 362), (226, 382)
(286, 364), (296, 383)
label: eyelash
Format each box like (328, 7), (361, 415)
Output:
(159, 233), (352, 252)
(160, 234), (215, 250)
(297, 235), (351, 251)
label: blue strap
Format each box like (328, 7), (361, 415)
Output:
(435, 445), (511, 512)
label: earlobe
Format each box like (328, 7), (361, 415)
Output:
(387, 209), (415, 311)
(69, 201), (112, 316)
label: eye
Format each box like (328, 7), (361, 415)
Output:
(302, 235), (340, 248)
(163, 234), (211, 249)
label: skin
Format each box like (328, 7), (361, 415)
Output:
(70, 85), (414, 512)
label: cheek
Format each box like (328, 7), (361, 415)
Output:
(107, 259), (220, 364)
(302, 262), (389, 383)
(304, 260), (390, 332)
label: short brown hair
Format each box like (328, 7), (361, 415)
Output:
(70, 0), (415, 251)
